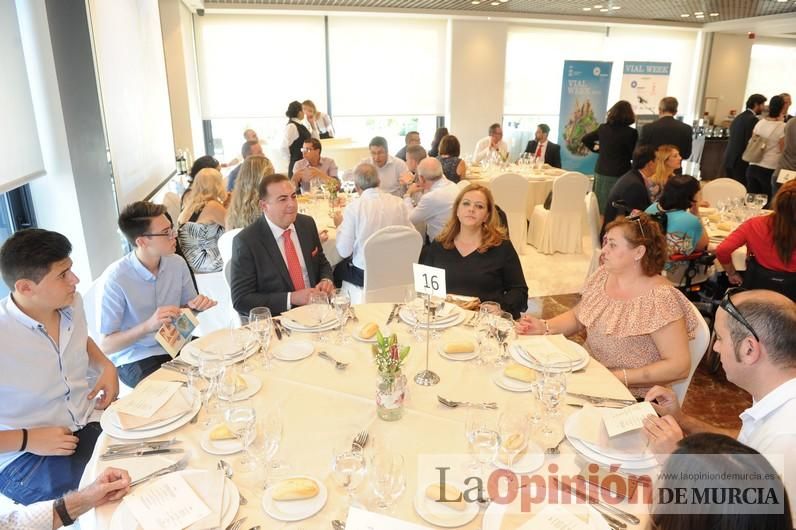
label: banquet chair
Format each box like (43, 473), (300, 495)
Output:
(490, 173), (528, 255)
(584, 191), (602, 279)
(81, 276), (104, 341)
(528, 172), (590, 254)
(671, 303), (710, 404)
(341, 225), (423, 304)
(456, 179), (470, 190)
(218, 228), (242, 264)
(701, 178), (746, 206)
(161, 192), (181, 227)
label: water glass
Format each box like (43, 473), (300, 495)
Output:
(370, 452), (406, 511)
(251, 409), (283, 489)
(498, 410), (529, 469)
(331, 288), (351, 344)
(332, 444), (367, 507)
(249, 307), (273, 369)
(308, 292), (331, 340)
(540, 371), (566, 438)
(217, 364), (239, 410)
(465, 410), (500, 478)
(225, 405), (257, 472)
(197, 353), (224, 428)
(492, 311), (515, 366)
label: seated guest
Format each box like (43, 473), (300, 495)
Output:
(420, 184), (528, 318)
(226, 155), (275, 230)
(473, 123), (508, 164)
(1, 467), (131, 528)
(524, 123), (562, 168)
(404, 157), (459, 242)
(518, 214), (695, 398)
(333, 163), (415, 288)
(395, 131), (420, 161)
(652, 434), (792, 530)
(649, 144), (682, 202)
(177, 168), (227, 273)
(361, 136), (409, 197)
(99, 202), (216, 387)
(645, 174), (708, 269)
(227, 139), (265, 193)
(437, 134), (466, 183)
(181, 155), (220, 206)
(302, 100), (335, 139)
(717, 180), (796, 292)
(601, 144), (658, 239)
(428, 127), (448, 158)
(291, 138), (338, 194)
(642, 288), (796, 516)
(230, 174), (334, 316)
(398, 144), (427, 191)
(0, 229), (119, 504)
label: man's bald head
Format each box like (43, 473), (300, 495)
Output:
(417, 157), (444, 182)
(724, 289), (796, 367)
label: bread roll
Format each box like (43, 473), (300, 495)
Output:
(717, 222), (734, 231)
(444, 341), (475, 354)
(234, 375), (248, 393)
(209, 423), (236, 441)
(360, 322), (379, 339)
(504, 363), (536, 383)
(271, 478), (320, 501)
(498, 433), (527, 464)
(425, 483), (466, 511)
(707, 213), (721, 222)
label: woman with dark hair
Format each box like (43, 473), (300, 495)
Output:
(652, 433), (792, 530)
(646, 174), (708, 268)
(281, 100), (316, 178)
(747, 95), (786, 202)
(437, 135), (466, 183)
(428, 127), (449, 158)
(581, 100), (639, 213)
(518, 214), (696, 398)
(181, 155), (220, 206)
(420, 184), (527, 318)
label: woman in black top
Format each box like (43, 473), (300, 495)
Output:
(437, 134), (466, 183)
(283, 100), (312, 178)
(428, 127), (448, 158)
(581, 100), (638, 214)
(420, 183), (528, 318)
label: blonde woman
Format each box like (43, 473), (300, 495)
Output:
(302, 99), (335, 139)
(226, 155), (275, 230)
(177, 168), (227, 273)
(650, 145), (682, 202)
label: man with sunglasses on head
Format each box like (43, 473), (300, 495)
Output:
(98, 202), (216, 387)
(643, 288), (796, 515)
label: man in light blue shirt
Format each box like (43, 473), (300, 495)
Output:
(0, 229), (118, 505)
(99, 202), (216, 387)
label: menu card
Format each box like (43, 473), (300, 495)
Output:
(603, 401), (657, 438)
(517, 505), (591, 530)
(115, 380), (182, 418)
(124, 473), (210, 530)
(155, 308), (199, 358)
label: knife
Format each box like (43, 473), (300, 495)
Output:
(552, 477), (633, 527)
(101, 448), (185, 461)
(106, 438), (180, 452)
(348, 306), (359, 322)
(273, 320), (283, 340)
(567, 392), (637, 406)
(278, 320), (292, 336)
(385, 304), (399, 325)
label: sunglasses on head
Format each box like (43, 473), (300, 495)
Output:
(719, 287), (759, 342)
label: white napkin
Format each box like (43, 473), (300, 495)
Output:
(569, 405), (649, 457)
(192, 329), (251, 357)
(517, 505), (591, 530)
(185, 470), (226, 530)
(124, 473), (210, 530)
(115, 388), (193, 431)
(515, 335), (579, 366)
(281, 305), (335, 327)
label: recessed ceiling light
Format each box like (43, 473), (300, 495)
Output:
(709, 12), (719, 16)
(582, 6), (592, 10)
(593, 4), (603, 8)
(776, 0), (786, 3)
(694, 11), (703, 14)
(490, 1), (499, 5)
(471, 0), (480, 3)
(600, 8), (609, 12)
(680, 13), (690, 17)
(611, 6), (621, 9)
(695, 14), (704, 18)
(499, 0), (509, 2)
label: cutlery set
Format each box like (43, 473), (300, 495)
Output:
(161, 358), (197, 375)
(101, 439), (183, 460)
(551, 477), (641, 529)
(437, 395), (498, 409)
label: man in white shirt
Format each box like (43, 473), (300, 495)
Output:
(332, 163), (415, 287)
(643, 288), (796, 516)
(0, 229), (118, 505)
(404, 157), (459, 242)
(472, 123), (508, 163)
(361, 136), (409, 197)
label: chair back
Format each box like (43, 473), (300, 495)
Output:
(701, 178), (746, 206)
(671, 304), (710, 404)
(81, 276), (104, 341)
(162, 192), (181, 225)
(585, 191), (602, 278)
(218, 228), (242, 264)
(490, 173), (528, 254)
(743, 256), (796, 302)
(362, 226), (423, 302)
(550, 172), (591, 214)
(456, 179), (470, 190)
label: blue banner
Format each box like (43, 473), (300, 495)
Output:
(557, 60), (613, 174)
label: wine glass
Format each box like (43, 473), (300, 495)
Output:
(216, 363), (239, 411)
(197, 352), (224, 428)
(225, 405), (257, 472)
(745, 193), (756, 208)
(308, 292), (331, 340)
(403, 286), (421, 342)
(331, 288), (351, 344)
(498, 411), (529, 470)
(249, 307), (273, 369)
(540, 370), (567, 438)
(370, 451), (406, 511)
(492, 311), (515, 366)
(465, 410), (500, 479)
(253, 410), (283, 488)
(754, 194), (768, 211)
(332, 443), (367, 508)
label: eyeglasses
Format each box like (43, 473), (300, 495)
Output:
(719, 287), (759, 342)
(626, 214), (646, 239)
(142, 228), (177, 239)
(300, 147), (317, 153)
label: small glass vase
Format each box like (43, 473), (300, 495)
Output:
(376, 371), (407, 421)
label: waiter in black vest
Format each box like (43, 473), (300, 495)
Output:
(282, 101), (315, 178)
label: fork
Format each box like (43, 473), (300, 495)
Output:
(225, 516), (247, 530)
(129, 455), (189, 487)
(318, 351), (348, 370)
(352, 430), (369, 450)
(545, 439), (563, 455)
(437, 395), (498, 409)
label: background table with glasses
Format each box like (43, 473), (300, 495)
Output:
(701, 196), (771, 272)
(83, 302), (646, 530)
(297, 192), (351, 267)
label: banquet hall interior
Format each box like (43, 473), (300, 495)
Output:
(2, 0), (796, 528)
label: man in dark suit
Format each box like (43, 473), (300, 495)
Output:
(723, 94), (767, 185)
(637, 96), (693, 160)
(230, 174), (334, 316)
(601, 145), (657, 240)
(524, 123), (562, 168)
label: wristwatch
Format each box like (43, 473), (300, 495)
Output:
(54, 496), (75, 526)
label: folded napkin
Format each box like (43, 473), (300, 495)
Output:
(281, 305), (335, 327)
(116, 389), (193, 431)
(185, 470), (226, 530)
(192, 329), (249, 357)
(568, 405), (649, 457)
(515, 335), (579, 366)
(445, 294), (480, 311)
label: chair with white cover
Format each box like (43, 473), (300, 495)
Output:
(528, 172), (591, 254)
(161, 192), (181, 225)
(490, 173), (528, 255)
(671, 304), (710, 404)
(81, 276), (104, 341)
(218, 228), (242, 264)
(701, 178), (746, 206)
(584, 191), (602, 279)
(456, 179), (470, 190)
(341, 226), (423, 304)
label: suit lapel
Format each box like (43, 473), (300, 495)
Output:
(257, 217), (294, 290)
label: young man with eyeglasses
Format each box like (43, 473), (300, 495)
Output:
(290, 138), (338, 194)
(98, 202), (216, 387)
(643, 288), (796, 515)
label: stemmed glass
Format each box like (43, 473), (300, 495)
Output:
(308, 292), (331, 341)
(492, 311), (515, 366)
(249, 307), (273, 369)
(332, 443), (367, 509)
(253, 410), (284, 489)
(225, 405), (257, 472)
(331, 288), (351, 344)
(465, 410), (500, 480)
(230, 315), (253, 373)
(497, 411), (529, 470)
(540, 369), (567, 438)
(216, 363), (239, 412)
(370, 451), (406, 512)
(754, 194), (767, 211)
(197, 352), (224, 428)
(403, 287), (421, 342)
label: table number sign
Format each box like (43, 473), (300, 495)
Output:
(412, 264), (446, 298)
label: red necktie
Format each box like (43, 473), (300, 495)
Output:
(535, 144), (543, 159)
(282, 229), (306, 290)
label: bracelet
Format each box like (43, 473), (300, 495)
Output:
(54, 496), (75, 527)
(19, 428), (28, 452)
(541, 319), (550, 335)
(622, 368), (629, 387)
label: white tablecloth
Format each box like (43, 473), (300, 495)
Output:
(466, 166), (570, 220)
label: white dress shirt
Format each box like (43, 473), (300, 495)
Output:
(336, 188), (414, 269)
(264, 214), (311, 309)
(360, 155), (408, 197)
(305, 112), (335, 138)
(472, 137), (508, 163)
(281, 118), (320, 159)
(0, 500), (52, 530)
(0, 293), (95, 473)
(405, 177), (459, 241)
(737, 377), (796, 516)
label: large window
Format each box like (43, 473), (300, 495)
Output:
(745, 40), (796, 107)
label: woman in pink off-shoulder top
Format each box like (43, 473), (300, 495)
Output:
(517, 214), (697, 398)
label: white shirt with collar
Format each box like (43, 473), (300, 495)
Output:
(0, 293), (95, 473)
(361, 155), (409, 197)
(336, 187), (414, 269)
(263, 214), (312, 309)
(0, 500), (52, 530)
(281, 118), (320, 159)
(472, 136), (508, 163)
(737, 377), (796, 516)
(405, 177), (459, 241)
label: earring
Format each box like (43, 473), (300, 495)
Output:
(634, 257), (641, 262)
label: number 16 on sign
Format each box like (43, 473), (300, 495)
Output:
(412, 264), (446, 298)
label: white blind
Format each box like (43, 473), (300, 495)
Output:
(328, 16), (446, 116)
(88, 0), (175, 207)
(745, 40), (796, 107)
(0, 1), (44, 194)
(195, 14), (327, 119)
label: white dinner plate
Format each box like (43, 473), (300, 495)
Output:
(100, 390), (201, 440)
(200, 428), (244, 455)
(414, 481), (479, 528)
(437, 344), (478, 362)
(400, 304), (460, 324)
(280, 316), (338, 333)
(219, 373), (262, 401)
(262, 475), (328, 522)
(180, 340), (259, 367)
(492, 372), (536, 393)
(509, 338), (589, 373)
(272, 340), (314, 361)
(400, 308), (466, 330)
(109, 469), (239, 530)
(564, 412), (659, 470)
(492, 442), (545, 473)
